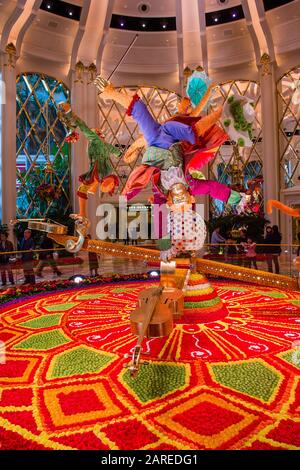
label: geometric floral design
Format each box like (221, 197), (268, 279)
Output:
(120, 363), (188, 403)
(209, 360), (282, 402)
(47, 346), (116, 379)
(1, 280), (300, 449)
(12, 329), (71, 351)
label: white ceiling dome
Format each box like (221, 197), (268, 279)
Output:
(0, 0), (299, 90)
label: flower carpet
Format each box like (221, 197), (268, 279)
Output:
(1, 278), (300, 450)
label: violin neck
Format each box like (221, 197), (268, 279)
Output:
(139, 287), (163, 340)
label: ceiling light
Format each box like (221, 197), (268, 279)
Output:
(46, 3), (52, 8)
(214, 17), (219, 23)
(142, 23), (146, 28)
(68, 10), (73, 16)
(232, 12), (237, 19)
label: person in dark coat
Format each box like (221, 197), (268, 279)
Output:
(86, 235), (99, 276)
(264, 225), (282, 274)
(19, 229), (36, 284)
(36, 235), (62, 278)
(0, 232), (15, 286)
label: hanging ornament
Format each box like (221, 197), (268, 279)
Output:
(222, 94), (255, 147)
(186, 70), (212, 109)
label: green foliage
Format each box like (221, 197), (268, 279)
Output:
(0, 224), (9, 235)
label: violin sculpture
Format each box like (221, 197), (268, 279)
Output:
(126, 286), (184, 377)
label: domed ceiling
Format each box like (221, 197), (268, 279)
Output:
(0, 0), (299, 89)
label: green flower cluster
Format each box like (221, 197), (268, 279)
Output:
(225, 96), (253, 145)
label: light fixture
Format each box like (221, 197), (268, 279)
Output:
(142, 23), (146, 28)
(231, 11), (238, 19)
(69, 275), (86, 284)
(68, 10), (73, 17)
(214, 17), (219, 23)
(148, 270), (160, 278)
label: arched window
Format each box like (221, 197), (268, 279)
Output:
(16, 73), (71, 218)
(277, 66), (300, 189)
(209, 80), (262, 217)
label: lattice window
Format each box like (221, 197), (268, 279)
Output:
(16, 73), (71, 218)
(208, 80), (262, 217)
(98, 86), (179, 191)
(277, 66), (300, 189)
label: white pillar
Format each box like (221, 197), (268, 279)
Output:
(86, 64), (99, 239)
(70, 62), (89, 218)
(259, 54), (279, 226)
(0, 45), (17, 236)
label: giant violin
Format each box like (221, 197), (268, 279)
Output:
(126, 286), (184, 377)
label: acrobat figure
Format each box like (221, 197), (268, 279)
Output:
(94, 76), (244, 208)
(94, 75), (248, 258)
(58, 103), (121, 219)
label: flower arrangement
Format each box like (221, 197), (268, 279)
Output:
(36, 183), (61, 201)
(65, 131), (80, 143)
(0, 273), (150, 305)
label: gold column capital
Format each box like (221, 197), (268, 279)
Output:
(183, 66), (192, 78)
(87, 63), (97, 84)
(260, 53), (272, 76)
(4, 42), (17, 68)
(74, 61), (85, 83)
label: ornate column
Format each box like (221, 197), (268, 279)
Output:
(70, 61), (100, 238)
(70, 61), (89, 218)
(0, 43), (17, 232)
(86, 63), (99, 238)
(259, 53), (280, 225)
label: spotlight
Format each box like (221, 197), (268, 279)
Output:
(68, 10), (73, 17)
(119, 18), (125, 27)
(231, 11), (238, 19)
(69, 275), (86, 284)
(214, 17), (219, 23)
(161, 21), (168, 29)
(141, 22), (147, 28)
(148, 270), (160, 278)
(46, 1), (52, 9)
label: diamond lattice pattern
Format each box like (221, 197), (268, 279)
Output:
(277, 67), (300, 189)
(16, 73), (71, 218)
(209, 80), (262, 216)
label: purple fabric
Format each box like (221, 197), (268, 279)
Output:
(131, 100), (196, 149)
(190, 179), (231, 203)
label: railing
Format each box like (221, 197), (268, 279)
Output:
(0, 247), (149, 289)
(200, 243), (299, 278)
(0, 243), (298, 290)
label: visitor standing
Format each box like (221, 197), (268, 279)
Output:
(86, 235), (99, 277)
(0, 232), (15, 286)
(242, 237), (258, 270)
(264, 225), (282, 274)
(36, 235), (62, 278)
(19, 229), (36, 284)
(210, 227), (226, 254)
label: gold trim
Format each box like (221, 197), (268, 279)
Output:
(4, 42), (17, 68)
(260, 53), (272, 76)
